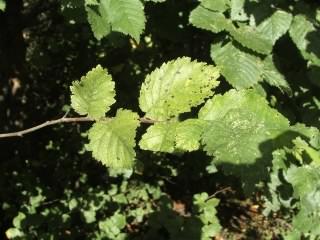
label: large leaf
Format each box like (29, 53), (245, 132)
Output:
(257, 10), (292, 46)
(139, 57), (220, 120)
(211, 42), (263, 89)
(200, 90), (289, 192)
(189, 5), (231, 33)
(289, 15), (320, 66)
(70, 65), (115, 119)
(86, 0), (146, 42)
(262, 55), (291, 94)
(87, 109), (140, 169)
(109, 0), (145, 42)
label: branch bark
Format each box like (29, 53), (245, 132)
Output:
(0, 116), (157, 138)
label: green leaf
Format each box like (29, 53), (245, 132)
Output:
(139, 122), (178, 153)
(70, 65), (115, 119)
(257, 10), (292, 46)
(86, 0), (145, 42)
(199, 0), (230, 12)
(86, 2), (111, 40)
(230, 0), (248, 21)
(229, 25), (273, 54)
(211, 42), (263, 89)
(189, 5), (232, 33)
(200, 90), (289, 192)
(139, 57), (220, 120)
(175, 119), (207, 151)
(140, 119), (206, 153)
(262, 55), (291, 94)
(109, 0), (145, 42)
(88, 109), (140, 169)
(289, 15), (320, 66)
(0, 0), (6, 11)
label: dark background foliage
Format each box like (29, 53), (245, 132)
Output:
(0, 0), (319, 239)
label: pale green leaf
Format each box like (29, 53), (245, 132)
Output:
(200, 0), (230, 12)
(230, 0), (248, 21)
(88, 109), (140, 169)
(139, 57), (220, 120)
(200, 90), (289, 191)
(0, 0), (5, 11)
(229, 25), (273, 54)
(189, 5), (232, 33)
(257, 10), (292, 46)
(86, 2), (111, 40)
(175, 119), (207, 151)
(109, 0), (146, 42)
(139, 122), (178, 153)
(262, 55), (291, 94)
(210, 42), (263, 89)
(70, 65), (115, 119)
(289, 15), (320, 66)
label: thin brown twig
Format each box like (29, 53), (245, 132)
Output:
(0, 116), (158, 139)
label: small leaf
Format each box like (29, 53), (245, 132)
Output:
(211, 42), (263, 89)
(70, 65), (115, 119)
(88, 109), (140, 169)
(139, 57), (219, 120)
(139, 122), (178, 153)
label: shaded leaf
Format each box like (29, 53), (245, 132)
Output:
(262, 55), (291, 94)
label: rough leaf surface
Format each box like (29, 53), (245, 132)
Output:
(189, 6), (230, 33)
(229, 25), (273, 54)
(109, 0), (145, 42)
(86, 0), (145, 42)
(70, 65), (115, 119)
(257, 10), (292, 46)
(200, 90), (289, 192)
(139, 122), (178, 153)
(211, 42), (263, 89)
(139, 57), (220, 120)
(88, 109), (140, 169)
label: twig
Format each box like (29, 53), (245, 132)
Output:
(0, 116), (158, 139)
(206, 187), (232, 201)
